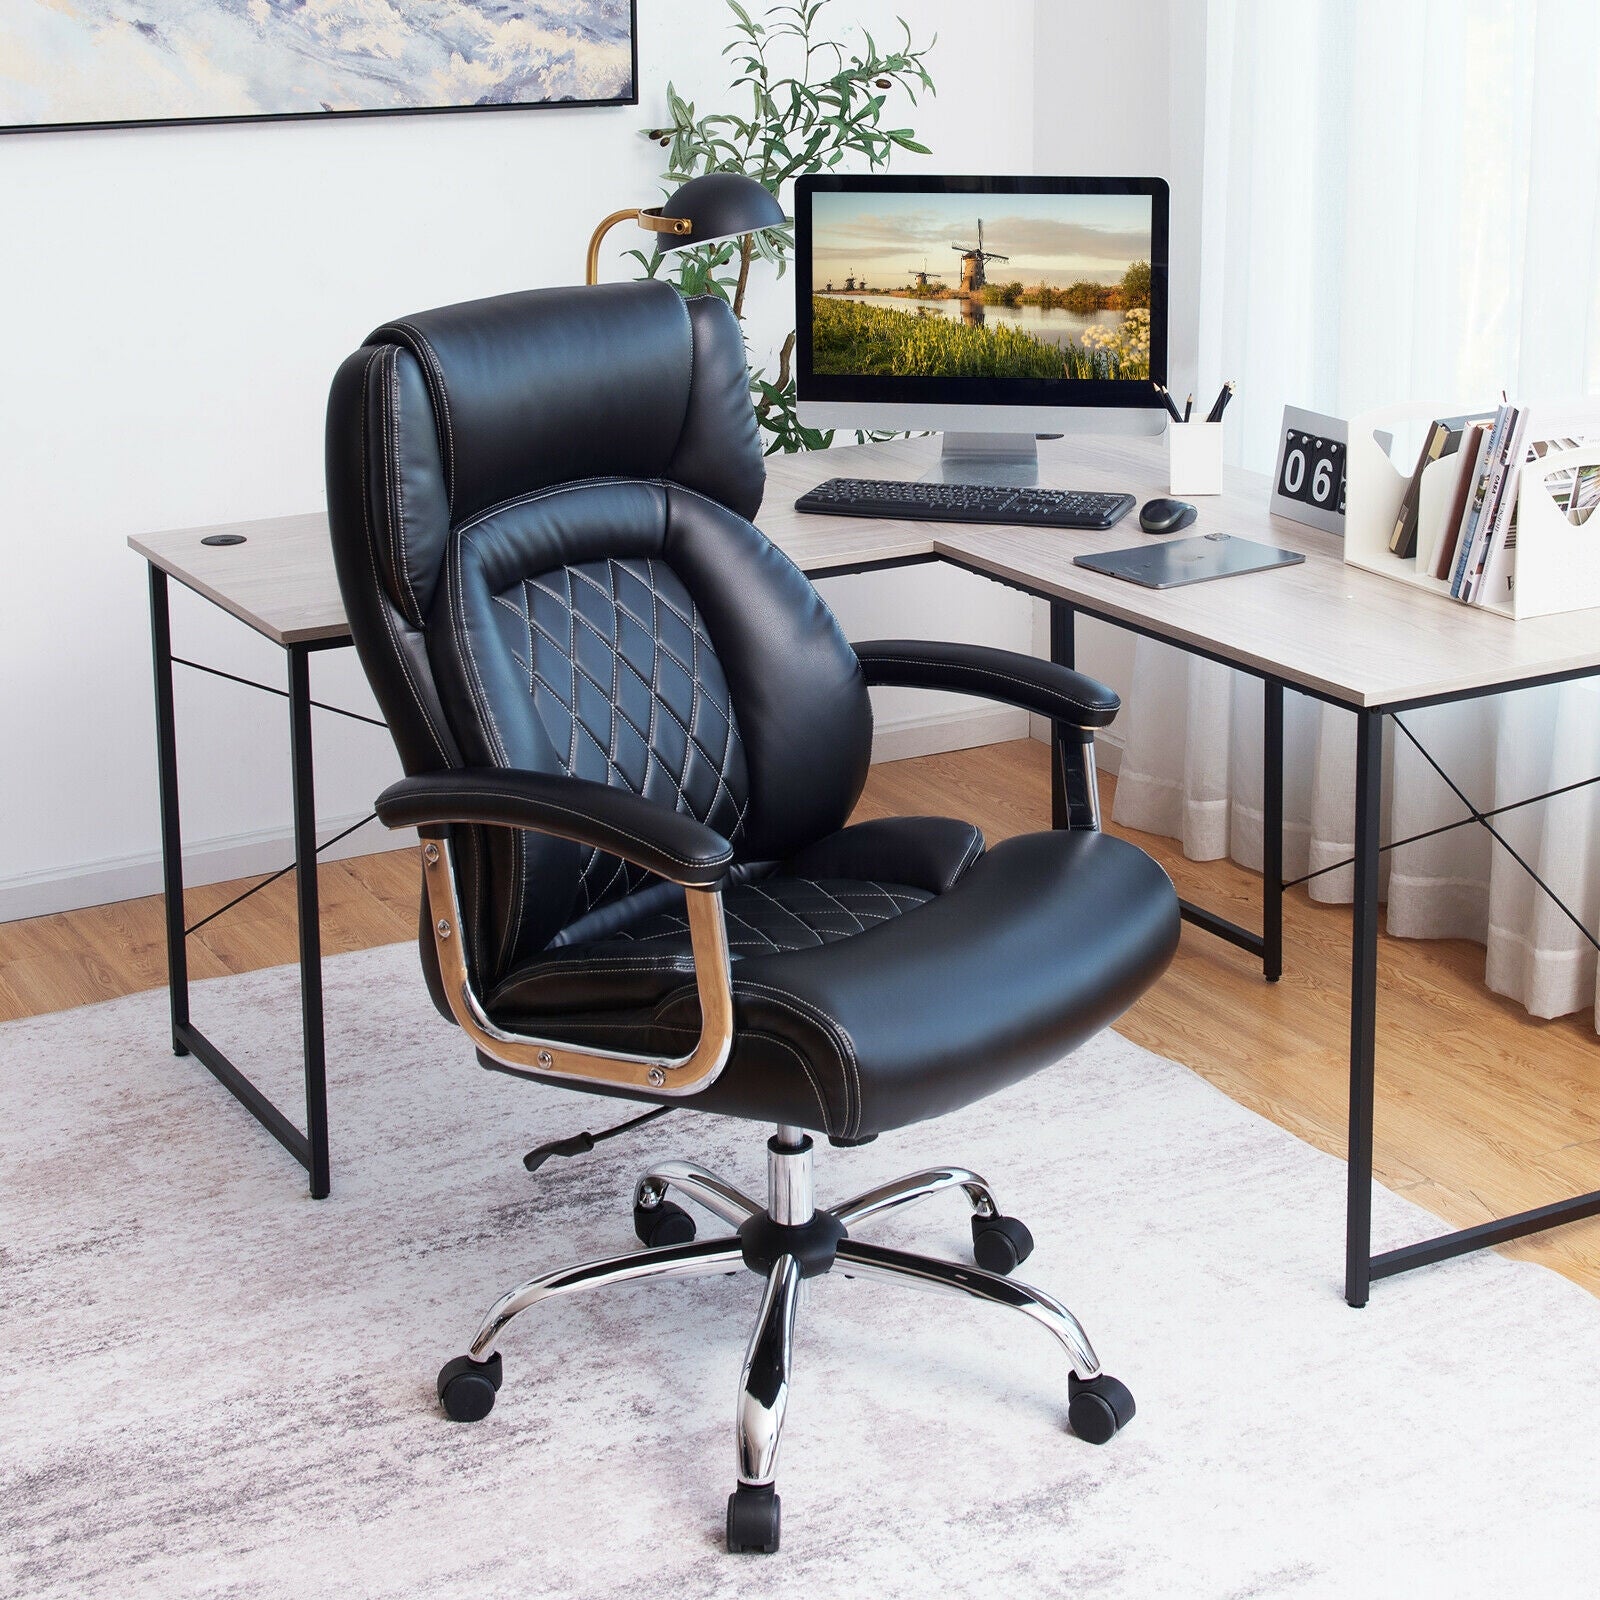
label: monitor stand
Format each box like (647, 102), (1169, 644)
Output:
(925, 432), (1046, 488)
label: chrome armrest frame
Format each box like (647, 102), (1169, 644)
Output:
(1077, 737), (1103, 831)
(1058, 728), (1103, 832)
(420, 837), (735, 1096)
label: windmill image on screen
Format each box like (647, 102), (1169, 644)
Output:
(810, 189), (1154, 383)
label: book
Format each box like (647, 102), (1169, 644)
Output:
(1413, 433), (1473, 576)
(1464, 406), (1527, 602)
(1451, 402), (1512, 597)
(1434, 422), (1490, 582)
(1389, 413), (1489, 557)
(1571, 462), (1600, 526)
(1476, 484), (1528, 610)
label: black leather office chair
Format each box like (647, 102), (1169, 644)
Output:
(326, 281), (1179, 1554)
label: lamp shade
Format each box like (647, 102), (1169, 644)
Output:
(656, 172), (785, 251)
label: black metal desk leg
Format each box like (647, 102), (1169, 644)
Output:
(288, 646), (331, 1199)
(1345, 708), (1385, 1307)
(1049, 601), (1076, 830)
(148, 567), (191, 1057)
(1263, 679), (1284, 982)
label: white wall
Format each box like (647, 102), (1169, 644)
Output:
(1030, 0), (1193, 740)
(0, 0), (1037, 919)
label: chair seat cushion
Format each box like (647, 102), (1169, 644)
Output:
(488, 815), (981, 1014)
(484, 825), (1179, 1141)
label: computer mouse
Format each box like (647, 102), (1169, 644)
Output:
(1139, 497), (1198, 535)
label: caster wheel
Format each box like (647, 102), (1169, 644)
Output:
(726, 1482), (781, 1554)
(1067, 1372), (1135, 1444)
(971, 1214), (1034, 1275)
(634, 1197), (697, 1248)
(437, 1351), (502, 1422)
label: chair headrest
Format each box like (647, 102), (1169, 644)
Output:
(366, 280), (765, 532)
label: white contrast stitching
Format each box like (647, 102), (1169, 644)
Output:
(449, 536), (510, 766)
(395, 786), (734, 872)
(744, 882), (825, 947)
(354, 348), (451, 766)
(385, 350), (421, 626)
(859, 653), (1113, 718)
(391, 324), (455, 513)
(952, 825), (985, 883)
(733, 979), (861, 1138)
(747, 1031), (831, 1129)
(612, 878), (926, 953)
(512, 555), (748, 909)
(505, 955), (696, 980)
(456, 475), (637, 537)
(447, 531), (519, 967)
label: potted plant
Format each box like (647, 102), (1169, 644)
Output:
(634, 0), (936, 453)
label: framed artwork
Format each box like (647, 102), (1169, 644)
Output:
(0, 1), (638, 134)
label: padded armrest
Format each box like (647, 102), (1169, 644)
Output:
(375, 768), (734, 888)
(853, 640), (1120, 729)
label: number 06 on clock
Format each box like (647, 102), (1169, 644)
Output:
(1270, 405), (1348, 535)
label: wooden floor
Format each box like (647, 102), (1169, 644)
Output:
(5, 740), (1598, 1296)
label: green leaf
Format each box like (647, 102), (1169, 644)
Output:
(629, 0), (935, 437)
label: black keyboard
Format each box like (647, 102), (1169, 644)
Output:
(794, 477), (1135, 530)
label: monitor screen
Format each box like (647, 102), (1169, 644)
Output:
(794, 175), (1168, 417)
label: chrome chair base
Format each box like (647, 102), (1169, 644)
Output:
(437, 1126), (1133, 1554)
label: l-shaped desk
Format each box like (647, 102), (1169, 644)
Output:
(131, 432), (1600, 1307)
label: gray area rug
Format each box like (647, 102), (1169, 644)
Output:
(2, 942), (1597, 1598)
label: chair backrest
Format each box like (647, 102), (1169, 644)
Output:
(326, 282), (873, 986)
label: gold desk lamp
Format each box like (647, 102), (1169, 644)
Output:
(586, 171), (785, 284)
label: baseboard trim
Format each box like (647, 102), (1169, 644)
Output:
(0, 813), (412, 925)
(871, 706), (1028, 764)
(5, 710), (1033, 924)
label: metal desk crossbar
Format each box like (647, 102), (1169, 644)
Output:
(148, 569), (339, 1196)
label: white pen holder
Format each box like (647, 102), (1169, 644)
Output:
(1167, 421), (1223, 496)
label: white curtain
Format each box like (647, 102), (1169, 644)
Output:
(1114, 0), (1600, 1024)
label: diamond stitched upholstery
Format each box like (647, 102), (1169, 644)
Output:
(489, 556), (750, 913)
(480, 872), (937, 1027)
(612, 876), (932, 960)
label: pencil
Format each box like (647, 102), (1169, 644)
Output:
(1205, 381), (1235, 424)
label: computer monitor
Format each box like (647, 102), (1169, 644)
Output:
(795, 174), (1169, 477)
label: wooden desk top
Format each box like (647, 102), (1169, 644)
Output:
(130, 512), (347, 647)
(126, 474), (941, 648)
(132, 435), (1600, 707)
(766, 436), (1600, 709)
